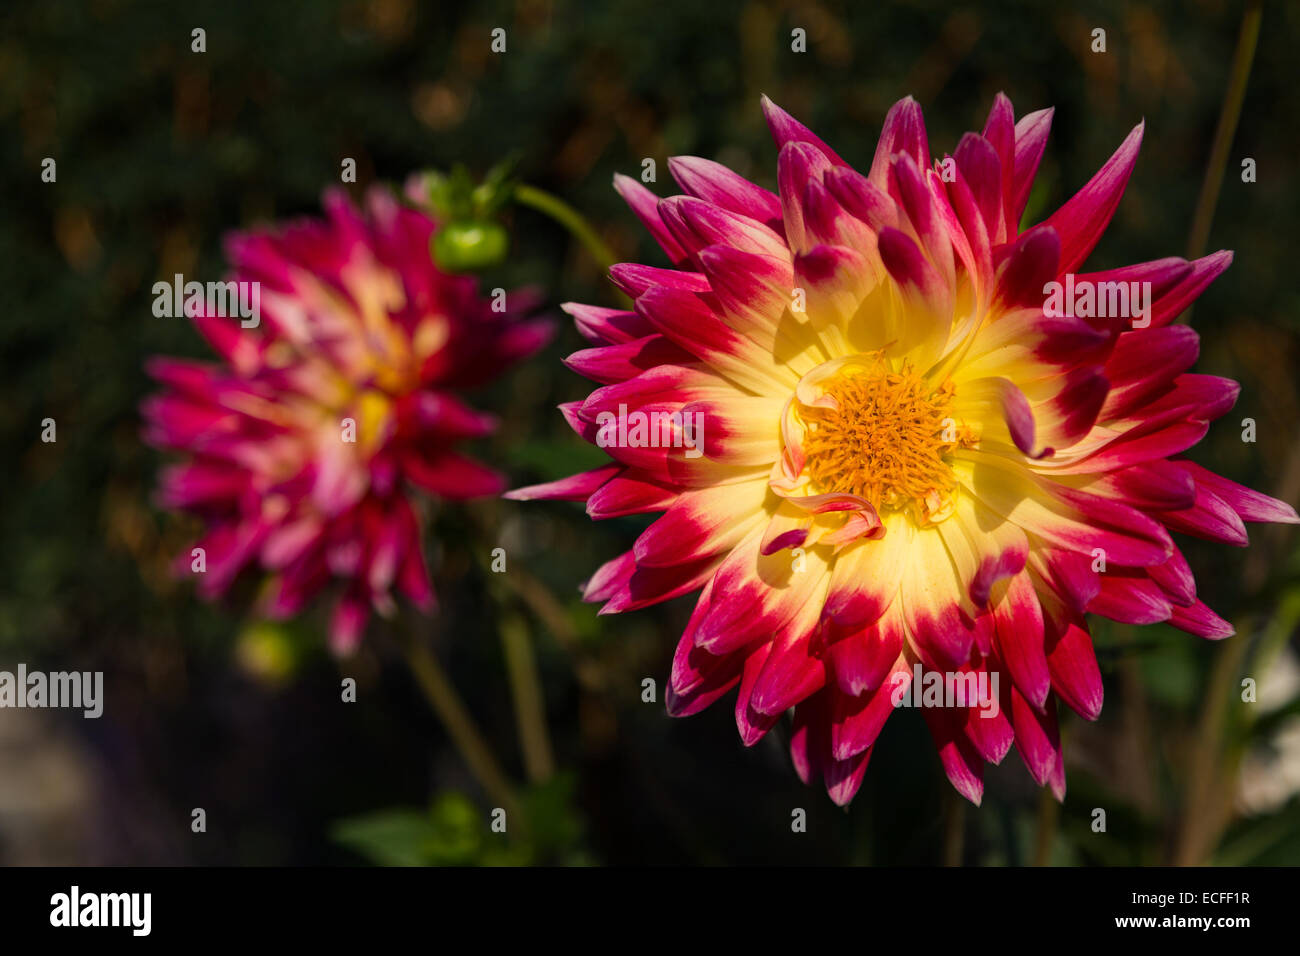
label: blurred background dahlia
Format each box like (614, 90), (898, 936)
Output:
(143, 186), (550, 653)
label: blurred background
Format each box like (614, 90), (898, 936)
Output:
(1, 0), (1298, 865)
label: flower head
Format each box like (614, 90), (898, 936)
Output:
(145, 186), (550, 653)
(509, 95), (1299, 805)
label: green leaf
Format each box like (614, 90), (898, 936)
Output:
(331, 809), (443, 867)
(1213, 796), (1300, 865)
(520, 774), (584, 858)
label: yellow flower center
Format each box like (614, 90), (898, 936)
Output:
(802, 357), (973, 525)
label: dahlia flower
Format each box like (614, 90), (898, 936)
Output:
(509, 95), (1298, 805)
(144, 187), (550, 653)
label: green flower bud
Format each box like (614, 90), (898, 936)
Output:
(431, 220), (509, 272)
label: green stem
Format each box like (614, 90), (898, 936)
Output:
(461, 506), (562, 787)
(402, 630), (522, 821)
(1032, 785), (1059, 867)
(514, 183), (617, 273)
(1185, 0), (1262, 263)
(941, 789), (965, 866)
(499, 613), (556, 783)
(1171, 622), (1249, 865)
(1167, 2), (1267, 864)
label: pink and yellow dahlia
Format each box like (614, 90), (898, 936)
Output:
(510, 95), (1299, 805)
(145, 186), (550, 653)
